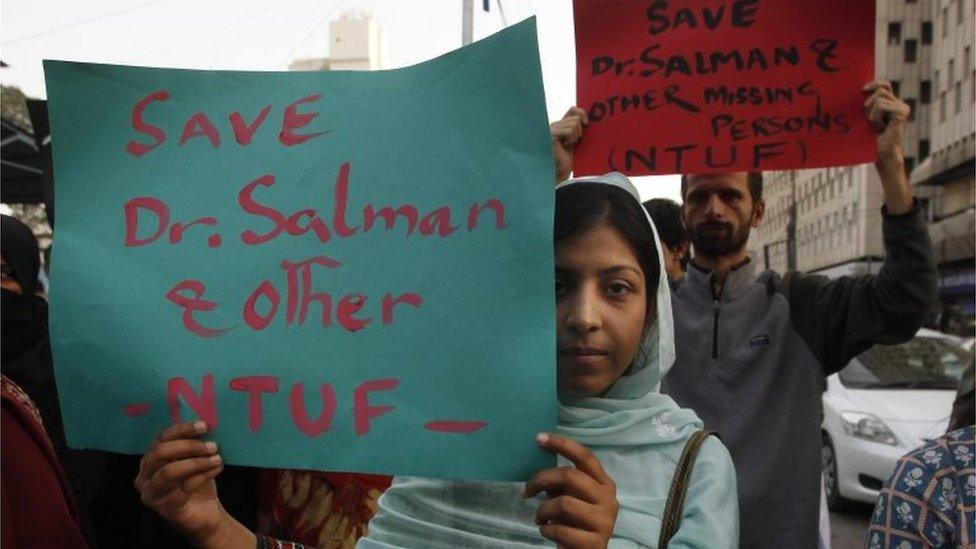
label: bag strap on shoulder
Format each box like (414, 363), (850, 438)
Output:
(657, 429), (714, 549)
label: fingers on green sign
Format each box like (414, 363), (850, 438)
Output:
(45, 18), (556, 481)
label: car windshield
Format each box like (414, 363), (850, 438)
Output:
(838, 336), (972, 390)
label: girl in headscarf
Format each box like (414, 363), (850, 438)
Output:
(134, 174), (739, 548)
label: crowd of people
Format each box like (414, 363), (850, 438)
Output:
(2, 78), (973, 549)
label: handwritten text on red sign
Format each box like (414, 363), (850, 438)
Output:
(573, 0), (875, 175)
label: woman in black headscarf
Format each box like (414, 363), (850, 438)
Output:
(1, 214), (50, 406)
(1, 214), (103, 544)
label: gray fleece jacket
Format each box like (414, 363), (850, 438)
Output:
(661, 203), (937, 549)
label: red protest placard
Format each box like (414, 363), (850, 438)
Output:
(573, 0), (876, 176)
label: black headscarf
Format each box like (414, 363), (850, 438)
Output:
(1, 215), (47, 363)
(2, 215), (40, 297)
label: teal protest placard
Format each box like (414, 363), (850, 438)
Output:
(45, 19), (555, 481)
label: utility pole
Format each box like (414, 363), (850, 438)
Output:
(463, 0), (502, 46)
(462, 0), (474, 45)
(495, 0), (508, 26)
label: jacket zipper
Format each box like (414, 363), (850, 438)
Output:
(712, 299), (720, 359)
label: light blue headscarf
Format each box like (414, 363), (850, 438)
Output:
(358, 174), (738, 548)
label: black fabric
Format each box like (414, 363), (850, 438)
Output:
(1, 292), (106, 545)
(783, 200), (939, 376)
(1, 214), (40, 297)
(2, 289), (46, 361)
(948, 361), (975, 432)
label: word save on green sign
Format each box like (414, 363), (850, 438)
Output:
(44, 19), (556, 481)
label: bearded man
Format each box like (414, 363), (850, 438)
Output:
(660, 81), (938, 548)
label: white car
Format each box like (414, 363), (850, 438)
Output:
(964, 337), (976, 355)
(821, 328), (971, 509)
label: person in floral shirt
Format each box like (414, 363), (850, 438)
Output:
(866, 425), (975, 548)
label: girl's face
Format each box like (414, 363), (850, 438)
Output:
(555, 220), (648, 397)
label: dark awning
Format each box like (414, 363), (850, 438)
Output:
(1, 117), (44, 204)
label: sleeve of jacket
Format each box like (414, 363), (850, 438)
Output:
(667, 436), (739, 549)
(783, 201), (938, 376)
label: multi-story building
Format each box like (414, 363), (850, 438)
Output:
(288, 11), (386, 72)
(752, 166), (887, 278)
(911, 0), (975, 332)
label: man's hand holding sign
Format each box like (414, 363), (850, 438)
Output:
(863, 80), (914, 214)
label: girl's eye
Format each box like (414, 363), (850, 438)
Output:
(555, 279), (566, 296)
(607, 282), (631, 296)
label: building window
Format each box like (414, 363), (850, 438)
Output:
(919, 139), (930, 159)
(950, 59), (956, 84)
(966, 47), (972, 78)
(922, 21), (933, 44)
(921, 80), (932, 103)
(956, 81), (963, 112)
(959, 0), (965, 24)
(941, 91), (947, 121)
(892, 80), (901, 96)
(935, 70), (941, 95)
(943, 7), (949, 37)
(888, 22), (902, 44)
(905, 40), (917, 63)
(905, 98), (917, 120)
(972, 71), (975, 103)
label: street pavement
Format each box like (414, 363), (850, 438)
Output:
(829, 503), (874, 549)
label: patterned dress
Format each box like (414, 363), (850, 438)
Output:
(866, 425), (975, 548)
(257, 470), (391, 548)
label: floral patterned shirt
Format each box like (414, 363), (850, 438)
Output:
(866, 425), (975, 548)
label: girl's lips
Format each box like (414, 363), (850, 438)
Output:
(559, 346), (610, 356)
(562, 354), (607, 367)
(559, 347), (611, 367)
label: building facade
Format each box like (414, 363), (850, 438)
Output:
(912, 0), (976, 331)
(752, 166), (887, 278)
(288, 11), (386, 72)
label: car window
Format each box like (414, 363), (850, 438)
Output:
(838, 337), (971, 389)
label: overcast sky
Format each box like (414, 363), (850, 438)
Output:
(0, 0), (680, 201)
